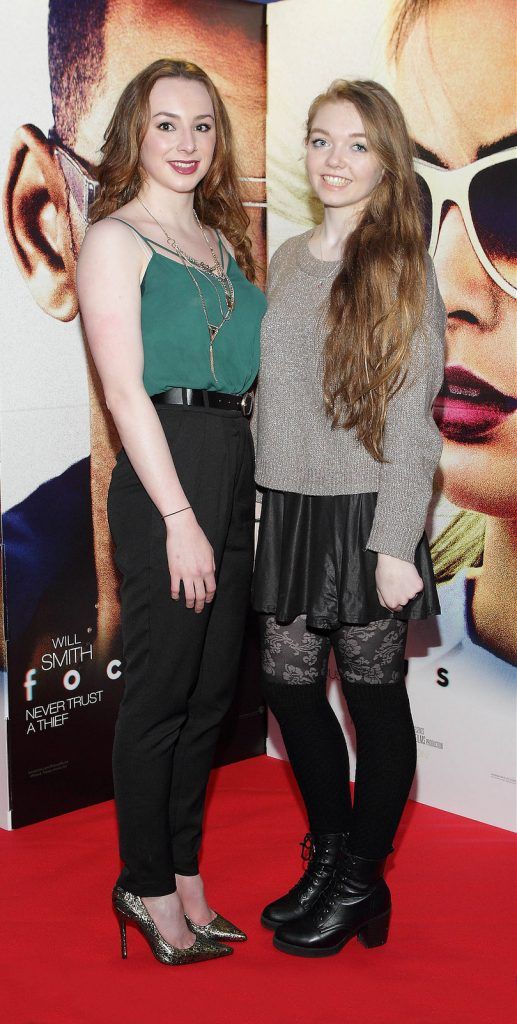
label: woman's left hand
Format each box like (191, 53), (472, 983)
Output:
(375, 553), (424, 612)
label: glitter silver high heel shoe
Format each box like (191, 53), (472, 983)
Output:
(112, 887), (233, 965)
(185, 912), (247, 942)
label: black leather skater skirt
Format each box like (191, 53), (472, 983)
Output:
(251, 489), (440, 629)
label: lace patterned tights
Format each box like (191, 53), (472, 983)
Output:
(260, 615), (417, 858)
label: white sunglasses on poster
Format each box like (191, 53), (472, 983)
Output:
(414, 148), (517, 299)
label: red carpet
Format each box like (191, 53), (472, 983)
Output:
(1, 755), (514, 1024)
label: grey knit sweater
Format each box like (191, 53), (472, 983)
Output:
(253, 231), (446, 562)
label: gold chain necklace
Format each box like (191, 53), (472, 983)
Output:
(136, 196), (235, 381)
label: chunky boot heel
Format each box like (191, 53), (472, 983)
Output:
(273, 851), (392, 958)
(357, 909), (391, 948)
(261, 832), (346, 930)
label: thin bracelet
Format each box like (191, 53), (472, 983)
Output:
(163, 506), (191, 520)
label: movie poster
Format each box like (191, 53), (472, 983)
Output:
(265, 0), (516, 831)
(0, 0), (268, 828)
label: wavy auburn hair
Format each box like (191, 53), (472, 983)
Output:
(89, 58), (255, 281)
(308, 80), (427, 461)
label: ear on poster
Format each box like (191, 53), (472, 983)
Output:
(3, 124), (77, 322)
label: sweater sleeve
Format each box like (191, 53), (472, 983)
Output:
(366, 257), (446, 562)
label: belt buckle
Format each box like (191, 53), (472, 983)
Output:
(240, 391), (254, 417)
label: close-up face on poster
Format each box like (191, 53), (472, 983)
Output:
(0, 0), (515, 834)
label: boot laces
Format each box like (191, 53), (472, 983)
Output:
(299, 833), (341, 887)
(286, 833), (318, 895)
(299, 833), (314, 866)
(314, 854), (352, 921)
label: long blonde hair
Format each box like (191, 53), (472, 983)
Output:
(388, 0), (435, 63)
(90, 58), (256, 281)
(309, 79), (427, 462)
(430, 512), (486, 583)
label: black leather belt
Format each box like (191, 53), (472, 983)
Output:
(151, 387), (254, 417)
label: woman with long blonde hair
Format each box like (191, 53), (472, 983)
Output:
(252, 79), (445, 957)
(77, 59), (265, 965)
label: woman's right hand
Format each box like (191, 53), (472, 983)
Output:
(166, 509), (217, 613)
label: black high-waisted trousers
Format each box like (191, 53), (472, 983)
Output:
(108, 404), (254, 896)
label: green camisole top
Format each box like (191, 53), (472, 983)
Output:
(113, 220), (266, 396)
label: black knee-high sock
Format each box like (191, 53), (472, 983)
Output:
(331, 618), (416, 859)
(264, 678), (353, 835)
(344, 680), (417, 859)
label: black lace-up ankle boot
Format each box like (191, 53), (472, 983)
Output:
(261, 832), (346, 930)
(272, 850), (391, 957)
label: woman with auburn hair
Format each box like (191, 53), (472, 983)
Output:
(252, 79), (445, 957)
(77, 58), (265, 965)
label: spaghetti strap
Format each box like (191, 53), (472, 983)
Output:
(107, 216), (232, 269)
(144, 230), (232, 269)
(106, 217), (155, 255)
(143, 237), (176, 255)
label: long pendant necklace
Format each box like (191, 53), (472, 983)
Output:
(136, 196), (235, 381)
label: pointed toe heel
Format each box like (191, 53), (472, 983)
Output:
(112, 887), (233, 965)
(186, 912), (247, 942)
